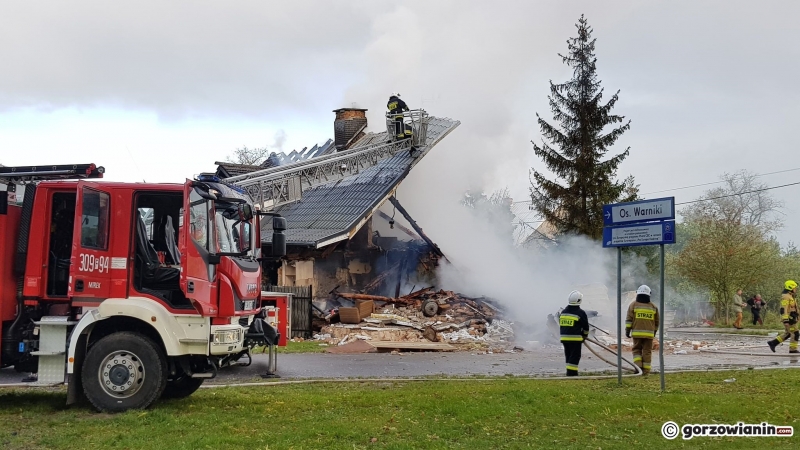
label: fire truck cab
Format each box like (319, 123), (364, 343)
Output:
(0, 164), (285, 412)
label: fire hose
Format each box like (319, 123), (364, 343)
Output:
(201, 337), (643, 390)
(202, 333), (644, 389)
(214, 318), (644, 388)
(547, 314), (642, 376)
(586, 324), (643, 374)
(583, 336), (643, 375)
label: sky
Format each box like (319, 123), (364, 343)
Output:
(1, 1), (798, 246)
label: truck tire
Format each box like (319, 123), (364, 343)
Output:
(161, 375), (204, 399)
(82, 332), (167, 413)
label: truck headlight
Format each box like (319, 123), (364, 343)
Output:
(212, 329), (241, 344)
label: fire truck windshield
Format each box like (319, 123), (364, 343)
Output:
(214, 201), (253, 257)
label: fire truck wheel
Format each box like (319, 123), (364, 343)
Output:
(161, 375), (204, 399)
(82, 332), (168, 413)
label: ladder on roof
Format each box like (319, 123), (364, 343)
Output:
(0, 163), (105, 183)
(228, 110), (429, 211)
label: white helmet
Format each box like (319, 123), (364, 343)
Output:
(568, 290), (583, 305)
(636, 285), (651, 296)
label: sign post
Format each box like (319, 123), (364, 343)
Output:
(616, 247), (622, 385)
(602, 197), (676, 390)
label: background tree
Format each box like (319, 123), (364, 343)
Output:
(674, 220), (777, 322)
(226, 145), (271, 165)
(226, 129), (287, 166)
(748, 242), (800, 324)
(681, 170), (782, 233)
(530, 15), (636, 240)
(672, 171), (785, 322)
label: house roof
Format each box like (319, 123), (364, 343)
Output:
(214, 161), (264, 178)
(261, 116), (460, 248)
(273, 139), (336, 165)
(215, 139), (337, 179)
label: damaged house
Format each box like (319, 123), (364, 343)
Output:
(216, 108), (460, 308)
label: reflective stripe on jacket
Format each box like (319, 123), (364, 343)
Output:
(626, 300), (659, 339)
(559, 306), (589, 343)
(387, 96), (409, 115)
(780, 292), (797, 322)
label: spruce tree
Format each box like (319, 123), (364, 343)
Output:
(530, 15), (637, 240)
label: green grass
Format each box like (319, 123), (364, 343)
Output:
(253, 340), (328, 354)
(2, 370), (800, 449)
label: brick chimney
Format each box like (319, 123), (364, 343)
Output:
(333, 108), (368, 151)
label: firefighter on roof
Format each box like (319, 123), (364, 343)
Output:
(387, 93), (410, 141)
(626, 285), (659, 375)
(768, 280), (799, 353)
(559, 290), (590, 376)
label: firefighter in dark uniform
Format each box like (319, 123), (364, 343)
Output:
(559, 290), (590, 376)
(387, 93), (410, 140)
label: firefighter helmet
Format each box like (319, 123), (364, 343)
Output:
(636, 285), (651, 296)
(568, 290), (583, 305)
(785, 280), (798, 291)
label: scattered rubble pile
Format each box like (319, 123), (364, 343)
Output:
(673, 320), (715, 327)
(666, 338), (765, 353)
(592, 334), (660, 351)
(591, 334), (764, 354)
(314, 287), (514, 351)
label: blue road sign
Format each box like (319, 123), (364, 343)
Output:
(602, 220), (676, 248)
(603, 197), (675, 226)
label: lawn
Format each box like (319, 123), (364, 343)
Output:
(251, 340), (329, 354)
(276, 340), (329, 354)
(1, 369), (798, 449)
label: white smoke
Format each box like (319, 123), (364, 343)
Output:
(391, 171), (651, 337)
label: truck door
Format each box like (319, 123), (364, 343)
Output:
(68, 182), (119, 301)
(180, 180), (218, 315)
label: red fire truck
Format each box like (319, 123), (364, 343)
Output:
(0, 164), (285, 412)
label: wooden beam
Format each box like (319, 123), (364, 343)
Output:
(334, 292), (414, 305)
(388, 196), (445, 258)
(361, 260), (402, 293)
(367, 341), (456, 351)
(375, 209), (420, 240)
(394, 256), (408, 298)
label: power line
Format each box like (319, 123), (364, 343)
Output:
(511, 166), (800, 205)
(641, 167), (800, 195)
(510, 181), (799, 217)
(675, 181), (800, 206)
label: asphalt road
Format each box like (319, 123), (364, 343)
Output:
(2, 333), (797, 386)
(208, 341), (799, 383)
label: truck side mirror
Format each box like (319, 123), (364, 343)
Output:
(240, 204), (254, 221)
(272, 217), (287, 256)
